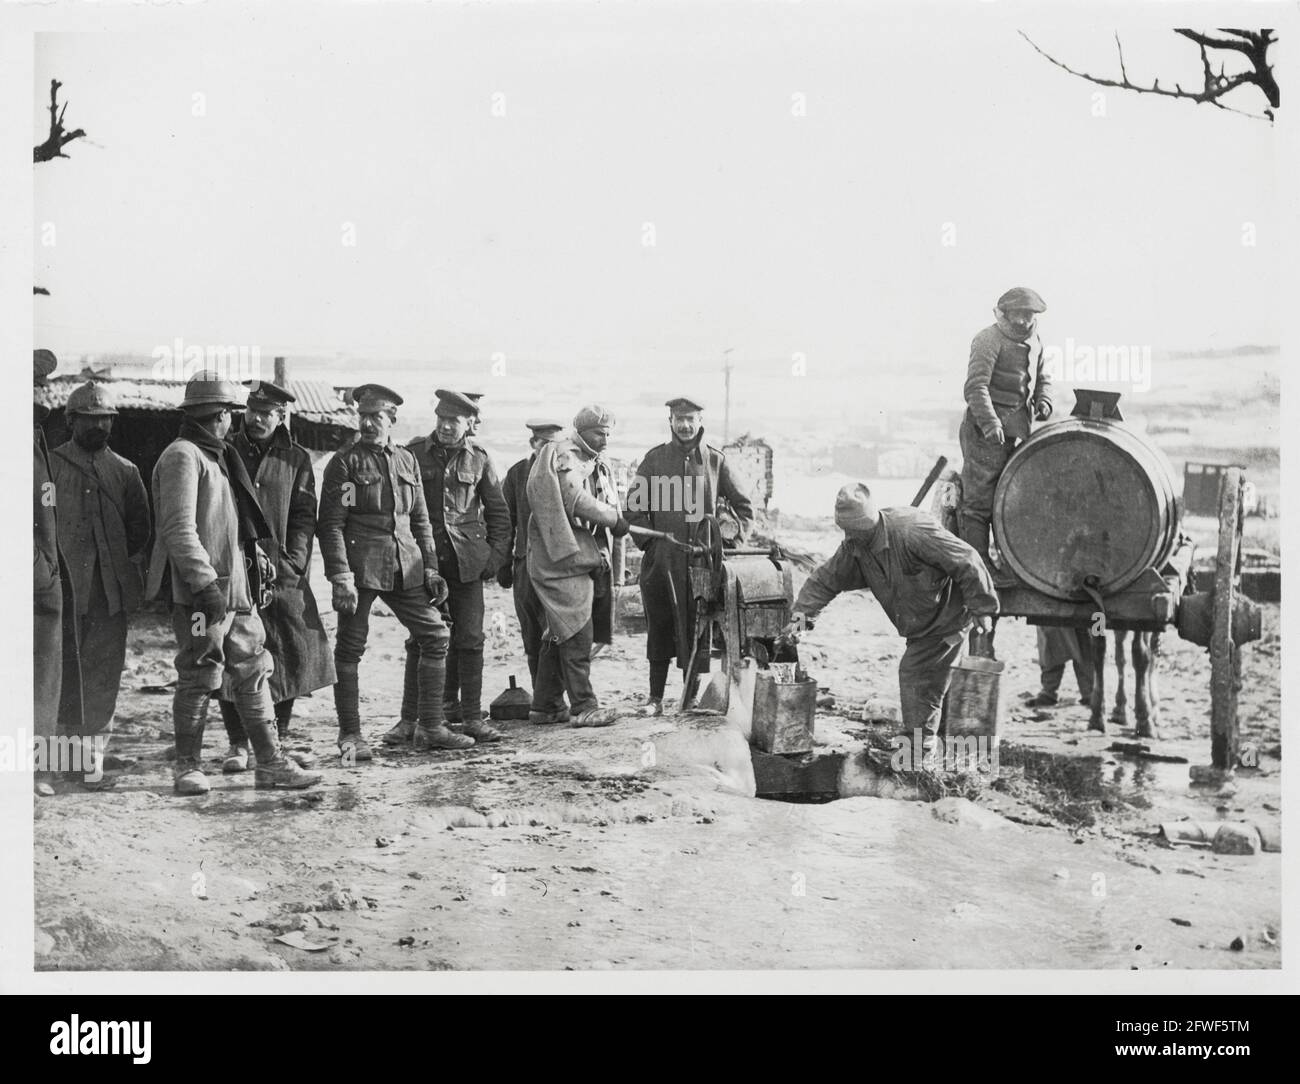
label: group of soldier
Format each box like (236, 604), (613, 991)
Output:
(32, 357), (761, 796)
(32, 282), (1062, 794)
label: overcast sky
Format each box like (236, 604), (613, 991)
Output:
(34, 6), (1280, 376)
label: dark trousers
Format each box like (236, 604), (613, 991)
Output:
(220, 697), (296, 744)
(958, 409), (1020, 561)
(511, 556), (544, 684)
(59, 571), (128, 735)
(1038, 626), (1095, 700)
(531, 570), (606, 717)
(898, 632), (965, 740)
(403, 551), (486, 719)
(335, 582), (449, 733)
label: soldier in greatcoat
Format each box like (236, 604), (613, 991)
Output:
(216, 380), (335, 772)
(146, 374), (322, 794)
(625, 396), (753, 715)
(49, 382), (151, 770)
(496, 419), (565, 686)
(33, 349), (83, 795)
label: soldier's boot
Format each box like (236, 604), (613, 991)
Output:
(172, 689), (211, 796)
(250, 718), (322, 789)
(275, 699), (312, 755)
(412, 652), (475, 751)
(216, 698), (250, 773)
(384, 646), (422, 746)
(442, 643), (463, 725)
(452, 649), (504, 742)
(333, 662), (373, 763)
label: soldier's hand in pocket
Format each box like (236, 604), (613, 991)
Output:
(194, 582), (228, 625)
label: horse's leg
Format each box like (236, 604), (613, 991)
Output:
(1088, 630), (1107, 732)
(1134, 632), (1160, 740)
(1110, 630), (1129, 726)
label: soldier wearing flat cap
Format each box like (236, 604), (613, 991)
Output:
(146, 373), (321, 794)
(384, 389), (511, 746)
(958, 287), (1053, 572)
(215, 380), (334, 773)
(49, 382), (151, 756)
(525, 405), (631, 727)
(462, 392), (485, 438)
(625, 395), (753, 714)
(319, 384), (472, 757)
(496, 418), (565, 686)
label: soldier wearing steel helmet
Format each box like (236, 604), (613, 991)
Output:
(146, 373), (322, 795)
(958, 286), (1054, 573)
(49, 382), (151, 758)
(318, 384), (472, 757)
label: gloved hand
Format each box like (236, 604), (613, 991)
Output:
(612, 517), (631, 538)
(331, 577), (358, 615)
(194, 582), (228, 625)
(985, 423), (1006, 445)
(480, 563), (498, 582)
(1034, 401), (1053, 422)
(496, 562), (514, 589)
(424, 570), (449, 606)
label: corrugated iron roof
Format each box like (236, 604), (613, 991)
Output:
(34, 374), (358, 428)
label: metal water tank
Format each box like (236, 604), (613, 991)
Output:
(991, 415), (1180, 600)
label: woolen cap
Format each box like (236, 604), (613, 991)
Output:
(833, 483), (877, 533)
(996, 287), (1046, 313)
(573, 404), (615, 432)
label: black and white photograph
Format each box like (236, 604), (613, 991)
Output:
(2, 0), (1295, 1006)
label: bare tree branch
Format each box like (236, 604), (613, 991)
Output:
(33, 79), (87, 162)
(1020, 29), (1278, 122)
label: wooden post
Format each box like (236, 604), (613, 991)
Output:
(1209, 468), (1244, 771)
(273, 355), (288, 386)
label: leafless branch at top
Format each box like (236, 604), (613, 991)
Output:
(1020, 29), (1278, 123)
(34, 79), (88, 163)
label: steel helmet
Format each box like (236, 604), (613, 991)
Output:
(66, 381), (119, 416)
(180, 373), (244, 411)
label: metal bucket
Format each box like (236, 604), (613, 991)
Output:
(752, 672), (817, 754)
(940, 634), (1003, 741)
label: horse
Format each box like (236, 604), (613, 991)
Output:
(1088, 630), (1161, 739)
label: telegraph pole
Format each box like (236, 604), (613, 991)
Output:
(722, 347), (734, 442)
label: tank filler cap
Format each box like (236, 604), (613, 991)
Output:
(1070, 389), (1124, 422)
